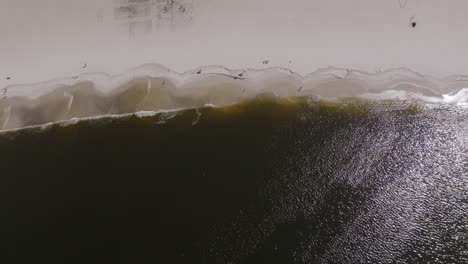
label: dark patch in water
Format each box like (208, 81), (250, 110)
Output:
(0, 99), (467, 263)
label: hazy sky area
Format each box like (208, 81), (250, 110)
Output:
(1, 0), (468, 88)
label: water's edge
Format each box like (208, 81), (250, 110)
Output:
(2, 64), (468, 131)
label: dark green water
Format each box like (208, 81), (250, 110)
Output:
(0, 97), (467, 263)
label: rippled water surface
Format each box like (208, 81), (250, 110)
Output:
(1, 98), (467, 263)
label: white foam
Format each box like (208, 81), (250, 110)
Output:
(134, 111), (157, 118)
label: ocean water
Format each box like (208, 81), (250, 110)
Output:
(1, 96), (467, 263)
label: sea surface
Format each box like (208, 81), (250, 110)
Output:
(0, 97), (466, 263)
